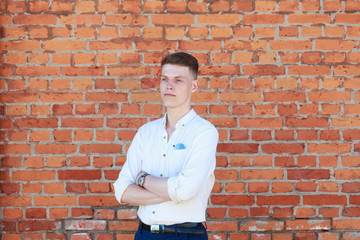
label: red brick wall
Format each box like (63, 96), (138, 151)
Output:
(1, 0), (360, 239)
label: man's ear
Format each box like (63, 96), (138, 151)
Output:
(192, 80), (199, 93)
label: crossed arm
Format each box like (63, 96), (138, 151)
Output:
(120, 173), (171, 206)
(114, 126), (218, 207)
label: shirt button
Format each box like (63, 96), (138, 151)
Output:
(152, 211), (155, 214)
(160, 174), (163, 177)
(163, 154), (166, 157)
(163, 136), (166, 139)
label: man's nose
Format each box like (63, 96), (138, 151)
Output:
(166, 79), (174, 89)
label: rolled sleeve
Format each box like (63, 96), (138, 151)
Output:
(113, 129), (143, 204)
(167, 127), (218, 203)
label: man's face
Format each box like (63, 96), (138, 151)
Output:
(160, 64), (198, 111)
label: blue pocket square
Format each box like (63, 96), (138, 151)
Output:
(174, 143), (186, 150)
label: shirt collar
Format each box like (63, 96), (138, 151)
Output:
(162, 109), (197, 129)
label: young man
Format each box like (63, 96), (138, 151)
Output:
(113, 52), (218, 239)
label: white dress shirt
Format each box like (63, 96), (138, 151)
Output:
(113, 109), (218, 225)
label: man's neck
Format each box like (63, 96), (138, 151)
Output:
(166, 107), (191, 130)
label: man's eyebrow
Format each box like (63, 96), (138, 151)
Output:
(161, 75), (186, 78)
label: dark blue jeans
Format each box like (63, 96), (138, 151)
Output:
(134, 222), (208, 240)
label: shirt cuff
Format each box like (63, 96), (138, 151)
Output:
(167, 176), (180, 203)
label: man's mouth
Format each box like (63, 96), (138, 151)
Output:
(164, 93), (176, 97)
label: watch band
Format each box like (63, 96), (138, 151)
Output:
(137, 173), (149, 187)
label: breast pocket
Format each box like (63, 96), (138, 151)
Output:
(170, 149), (189, 174)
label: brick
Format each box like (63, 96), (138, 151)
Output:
(243, 14), (284, 24)
(279, 26), (298, 37)
(225, 40), (267, 51)
(6, 105), (27, 116)
(210, 1), (230, 11)
(26, 208), (46, 218)
(22, 183), (42, 194)
(186, 2), (206, 12)
(1, 183), (20, 194)
(200, 65), (239, 76)
(35, 144), (77, 154)
(316, 40), (357, 50)
(348, 26), (360, 37)
(296, 207), (316, 218)
(144, 1), (163, 12)
(304, 195), (347, 205)
(211, 195), (254, 206)
(65, 220), (106, 230)
(273, 207), (294, 219)
(29, 1), (49, 12)
(257, 196), (300, 206)
(270, 40), (312, 50)
(18, 220), (61, 231)
(255, 1), (276, 11)
(198, 14), (239, 24)
(90, 40), (132, 50)
(273, 233), (292, 240)
(180, 40), (222, 51)
(335, 169), (360, 180)
(16, 66), (59, 76)
(335, 13), (360, 23)
(240, 118), (282, 128)
(12, 170), (56, 181)
(288, 169), (330, 180)
(52, 53), (71, 64)
(73, 130), (94, 142)
(308, 143), (351, 153)
(0, 144), (30, 154)
(13, 14), (57, 25)
(240, 220), (284, 232)
(106, 14), (148, 25)
(108, 66), (151, 76)
(217, 143), (258, 153)
(296, 182), (316, 192)
(253, 156), (272, 167)
(166, 1), (186, 12)
(301, 27), (322, 38)
(288, 14), (330, 23)
(60, 15), (102, 25)
(286, 117), (328, 127)
(29, 27), (49, 39)
(241, 170), (283, 180)
(289, 66), (331, 75)
(334, 65), (360, 76)
(215, 169), (238, 180)
(75, 1), (95, 12)
(78, 195), (119, 206)
(49, 208), (69, 219)
(58, 170), (101, 180)
(24, 156), (45, 168)
(229, 130), (249, 140)
(225, 182), (246, 193)
(220, 92), (261, 103)
(342, 156), (360, 167)
(248, 182), (268, 193)
(350, 196), (360, 205)
(53, 104), (73, 115)
(107, 118), (147, 128)
(271, 182), (293, 193)
(333, 219), (360, 230)
(3, 208), (23, 219)
(6, 53), (26, 64)
(262, 143), (304, 154)
(89, 182), (110, 193)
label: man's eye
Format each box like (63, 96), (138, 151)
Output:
(161, 78), (167, 81)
